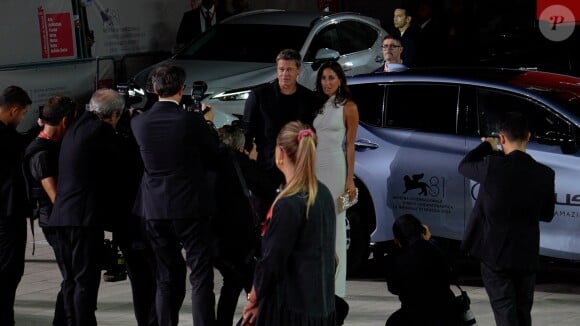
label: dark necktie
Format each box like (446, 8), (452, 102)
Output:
(202, 9), (213, 30)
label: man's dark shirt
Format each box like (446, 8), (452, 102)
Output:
(243, 80), (316, 170)
(0, 121), (30, 221)
(24, 138), (60, 226)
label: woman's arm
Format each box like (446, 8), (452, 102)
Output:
(343, 100), (359, 196)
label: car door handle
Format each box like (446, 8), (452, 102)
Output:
(355, 139), (379, 150)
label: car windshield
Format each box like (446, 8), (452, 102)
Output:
(530, 88), (580, 118)
(175, 24), (311, 63)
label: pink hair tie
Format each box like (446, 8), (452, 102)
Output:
(297, 129), (314, 142)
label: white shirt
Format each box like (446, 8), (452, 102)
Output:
(199, 5), (216, 33)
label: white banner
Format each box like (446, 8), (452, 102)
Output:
(0, 0), (76, 65)
(84, 0), (185, 57)
(0, 59), (115, 132)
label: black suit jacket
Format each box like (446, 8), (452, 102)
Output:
(458, 142), (555, 271)
(131, 101), (220, 220)
(175, 7), (227, 45)
(243, 80), (316, 171)
(0, 121), (30, 221)
(49, 111), (120, 227)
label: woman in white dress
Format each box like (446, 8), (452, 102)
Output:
(313, 60), (359, 317)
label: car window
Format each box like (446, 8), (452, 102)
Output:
(475, 88), (569, 139)
(336, 21), (378, 54)
(305, 21), (378, 62)
(385, 84), (459, 134)
(350, 83), (385, 127)
(176, 24), (310, 62)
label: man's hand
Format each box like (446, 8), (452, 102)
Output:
(202, 103), (214, 122)
(481, 137), (499, 151)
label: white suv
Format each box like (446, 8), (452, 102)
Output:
(133, 9), (387, 126)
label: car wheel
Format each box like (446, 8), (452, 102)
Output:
(346, 208), (370, 277)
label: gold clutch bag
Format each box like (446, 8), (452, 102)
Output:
(337, 188), (359, 213)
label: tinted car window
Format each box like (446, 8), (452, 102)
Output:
(305, 25), (339, 61)
(305, 21), (378, 61)
(176, 24), (310, 62)
(476, 88), (569, 139)
(385, 84), (459, 134)
(350, 83), (385, 127)
(336, 21), (378, 54)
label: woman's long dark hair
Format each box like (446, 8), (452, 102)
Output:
(314, 60), (352, 111)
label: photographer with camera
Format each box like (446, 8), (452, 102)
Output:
(103, 86), (159, 326)
(131, 64), (220, 326)
(385, 214), (461, 326)
(48, 89), (126, 326)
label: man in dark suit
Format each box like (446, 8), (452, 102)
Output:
(49, 89), (126, 325)
(243, 49), (317, 210)
(391, 5), (419, 67)
(131, 64), (220, 326)
(175, 0), (227, 51)
(458, 112), (555, 326)
(0, 86), (31, 325)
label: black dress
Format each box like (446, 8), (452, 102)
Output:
(254, 182), (336, 326)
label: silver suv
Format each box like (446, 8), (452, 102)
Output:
(345, 68), (580, 274)
(133, 9), (387, 125)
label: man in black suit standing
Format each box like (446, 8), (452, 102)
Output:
(131, 64), (220, 326)
(49, 89), (125, 325)
(175, 0), (227, 51)
(0, 86), (31, 325)
(458, 112), (555, 326)
(243, 49), (317, 212)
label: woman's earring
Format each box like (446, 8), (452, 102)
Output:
(276, 159), (284, 166)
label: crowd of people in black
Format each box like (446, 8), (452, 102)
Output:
(0, 40), (555, 326)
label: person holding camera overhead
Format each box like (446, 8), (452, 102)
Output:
(131, 64), (221, 326)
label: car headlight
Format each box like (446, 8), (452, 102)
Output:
(212, 89), (251, 101)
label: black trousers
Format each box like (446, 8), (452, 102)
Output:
(116, 217), (158, 326)
(52, 227), (104, 326)
(43, 227), (66, 326)
(146, 217), (215, 326)
(0, 217), (27, 326)
(481, 262), (536, 326)
(214, 258), (253, 326)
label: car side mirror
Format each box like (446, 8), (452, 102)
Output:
(536, 130), (578, 154)
(312, 48), (340, 71)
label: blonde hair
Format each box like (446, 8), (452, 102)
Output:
(273, 121), (318, 217)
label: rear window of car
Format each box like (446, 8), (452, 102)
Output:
(175, 24), (310, 63)
(385, 84), (459, 134)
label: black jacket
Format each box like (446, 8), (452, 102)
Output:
(131, 101), (220, 220)
(0, 121), (30, 221)
(243, 80), (316, 171)
(385, 239), (460, 326)
(175, 7), (228, 45)
(458, 142), (555, 271)
(49, 111), (121, 227)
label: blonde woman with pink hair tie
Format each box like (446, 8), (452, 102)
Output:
(243, 121), (337, 326)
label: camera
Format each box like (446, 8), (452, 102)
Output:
(117, 81), (147, 109)
(184, 80), (209, 113)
